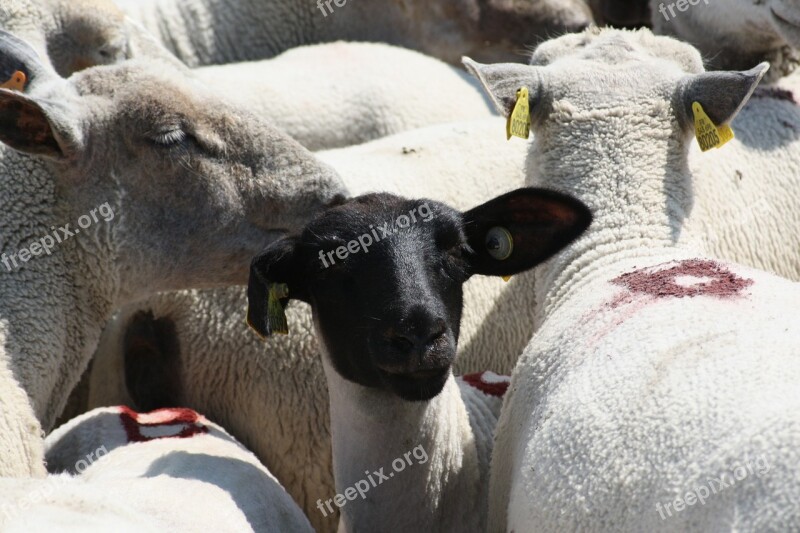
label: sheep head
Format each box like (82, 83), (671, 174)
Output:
(247, 189), (590, 401)
(0, 29), (346, 300)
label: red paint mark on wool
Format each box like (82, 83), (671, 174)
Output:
(118, 406), (209, 443)
(610, 259), (753, 300)
(462, 371), (510, 397)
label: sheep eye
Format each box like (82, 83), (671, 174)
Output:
(151, 127), (187, 147)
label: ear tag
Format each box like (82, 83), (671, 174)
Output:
(506, 87), (531, 140)
(501, 275), (512, 282)
(0, 71), (26, 92)
(692, 102), (734, 152)
(267, 283), (290, 335)
(486, 226), (514, 260)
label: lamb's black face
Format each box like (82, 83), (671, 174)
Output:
(248, 189), (593, 403)
(302, 195), (469, 401)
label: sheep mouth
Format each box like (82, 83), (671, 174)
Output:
(379, 367), (451, 402)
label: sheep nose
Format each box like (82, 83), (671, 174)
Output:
(386, 318), (447, 355)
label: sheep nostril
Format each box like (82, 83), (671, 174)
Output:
(425, 322), (447, 347)
(389, 334), (415, 353)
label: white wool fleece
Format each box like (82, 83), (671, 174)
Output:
(194, 41), (495, 151)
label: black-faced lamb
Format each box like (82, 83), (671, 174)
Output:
(246, 188), (591, 531)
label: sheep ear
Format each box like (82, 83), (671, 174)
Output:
(247, 237), (306, 339)
(0, 89), (82, 160)
(678, 63), (769, 128)
(463, 57), (541, 117)
(463, 187), (592, 277)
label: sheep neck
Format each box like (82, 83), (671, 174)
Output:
(320, 353), (485, 532)
(0, 152), (118, 430)
(526, 104), (694, 323)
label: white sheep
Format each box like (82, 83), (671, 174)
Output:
(193, 41), (495, 150)
(465, 27), (800, 531)
(0, 29), (345, 477)
(0, 406), (312, 532)
(112, 0), (594, 67)
(244, 186), (589, 531)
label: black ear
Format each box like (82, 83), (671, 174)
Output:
(246, 237), (307, 339)
(463, 187), (591, 277)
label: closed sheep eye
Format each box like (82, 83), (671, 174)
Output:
(150, 127), (188, 147)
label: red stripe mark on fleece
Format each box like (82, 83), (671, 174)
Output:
(461, 372), (510, 398)
(118, 406), (209, 443)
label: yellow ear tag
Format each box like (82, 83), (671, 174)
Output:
(266, 283), (290, 335)
(692, 101), (734, 152)
(0, 71), (26, 91)
(502, 275), (512, 282)
(506, 87), (531, 140)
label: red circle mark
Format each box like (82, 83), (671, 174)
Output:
(461, 372), (510, 398)
(118, 406), (210, 443)
(610, 259), (753, 300)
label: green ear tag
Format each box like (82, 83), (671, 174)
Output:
(267, 283), (290, 335)
(486, 227), (514, 282)
(486, 226), (514, 260)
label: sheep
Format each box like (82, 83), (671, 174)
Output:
(245, 187), (590, 531)
(0, 28), (345, 477)
(193, 41), (496, 150)
(0, 406), (313, 532)
(112, 0), (594, 67)
(465, 28), (800, 531)
(649, 0), (800, 82)
(0, 0), (180, 77)
(85, 116), (534, 532)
